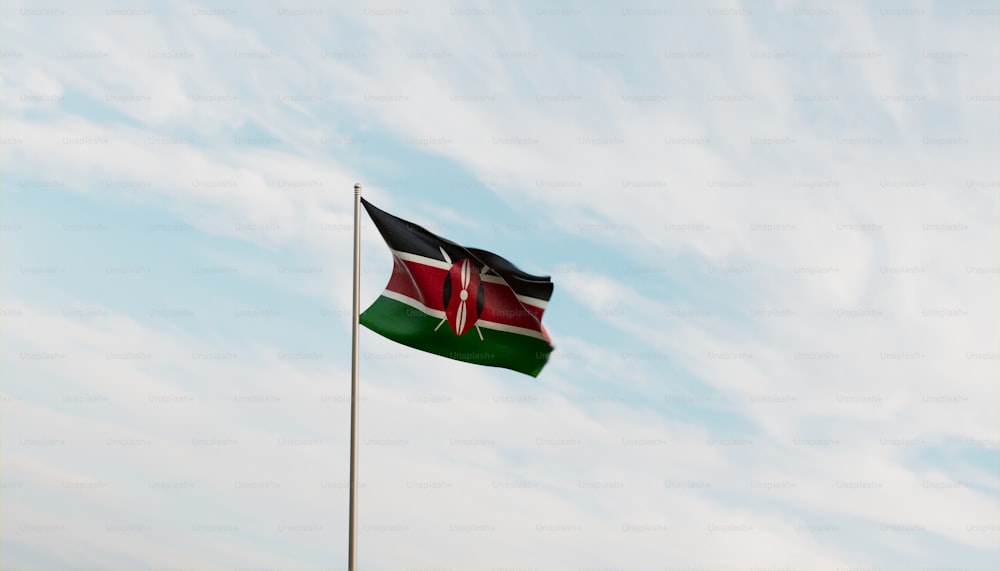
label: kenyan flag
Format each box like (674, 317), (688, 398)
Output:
(360, 199), (554, 377)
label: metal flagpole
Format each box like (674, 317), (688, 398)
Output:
(348, 182), (361, 571)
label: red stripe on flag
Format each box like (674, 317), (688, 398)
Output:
(385, 256), (444, 311)
(384, 256), (547, 333)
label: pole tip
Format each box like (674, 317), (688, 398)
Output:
(354, 183), (362, 190)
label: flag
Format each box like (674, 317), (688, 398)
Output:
(360, 198), (554, 377)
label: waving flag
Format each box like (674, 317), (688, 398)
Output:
(360, 198), (554, 377)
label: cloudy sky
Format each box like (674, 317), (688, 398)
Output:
(1, 1), (997, 570)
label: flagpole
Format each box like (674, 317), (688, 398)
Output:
(348, 182), (361, 571)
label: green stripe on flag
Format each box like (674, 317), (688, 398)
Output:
(360, 296), (553, 377)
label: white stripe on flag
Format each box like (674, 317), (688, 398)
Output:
(394, 250), (450, 270)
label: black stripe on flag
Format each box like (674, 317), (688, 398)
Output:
(361, 198), (553, 302)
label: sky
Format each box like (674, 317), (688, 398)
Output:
(1, 1), (998, 570)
